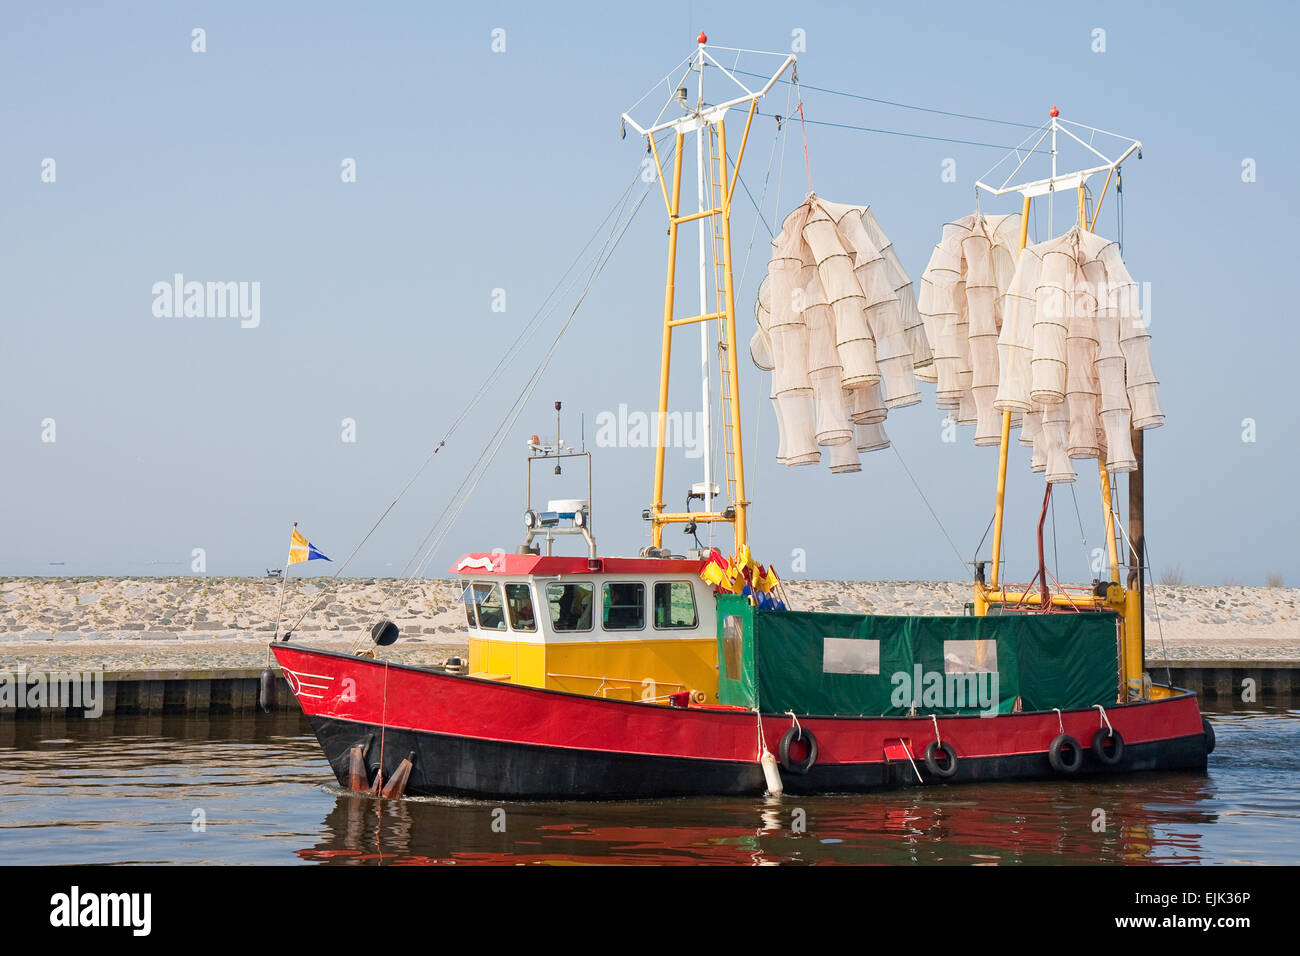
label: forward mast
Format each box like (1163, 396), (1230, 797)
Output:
(622, 35), (796, 554)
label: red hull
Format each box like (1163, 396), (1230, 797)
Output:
(272, 643), (1210, 799)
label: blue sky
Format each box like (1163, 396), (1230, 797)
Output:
(2, 0), (1296, 586)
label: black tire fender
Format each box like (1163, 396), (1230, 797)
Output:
(1202, 717), (1216, 755)
(924, 740), (959, 779)
(1091, 728), (1125, 766)
(1048, 733), (1084, 774)
(778, 726), (818, 775)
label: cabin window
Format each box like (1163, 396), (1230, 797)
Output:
(472, 582), (507, 631)
(461, 583), (477, 627)
(546, 582), (594, 632)
(822, 638), (880, 675)
(505, 582), (537, 632)
(943, 640), (998, 673)
(602, 582), (645, 631)
(653, 581), (698, 629)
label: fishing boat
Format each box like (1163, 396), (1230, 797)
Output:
(270, 36), (1212, 800)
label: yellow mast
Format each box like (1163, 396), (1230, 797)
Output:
(987, 196), (1032, 594)
(627, 40), (794, 554)
(973, 108), (1146, 699)
(650, 131), (685, 544)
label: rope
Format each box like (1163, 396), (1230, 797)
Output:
(931, 714), (942, 746)
(1052, 707), (1064, 735)
(898, 738), (924, 783)
(375, 661), (390, 793)
(784, 710), (802, 739)
(795, 105), (813, 192)
(790, 64), (811, 191)
(1116, 167), (1125, 253)
(1093, 703), (1113, 735)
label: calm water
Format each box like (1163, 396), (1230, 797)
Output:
(0, 705), (1295, 865)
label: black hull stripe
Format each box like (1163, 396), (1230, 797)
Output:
(308, 715), (1210, 800)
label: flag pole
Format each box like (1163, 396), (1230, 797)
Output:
(272, 521), (295, 641)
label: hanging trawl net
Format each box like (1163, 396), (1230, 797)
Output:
(918, 212), (1024, 445)
(752, 194), (922, 471)
(992, 225), (1161, 483)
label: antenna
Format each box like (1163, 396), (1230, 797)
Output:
(554, 401), (562, 474)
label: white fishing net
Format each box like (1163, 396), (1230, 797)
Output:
(918, 212), (1024, 440)
(991, 225), (1161, 482)
(754, 194), (925, 471)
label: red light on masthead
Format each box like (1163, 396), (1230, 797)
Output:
(697, 31), (707, 44)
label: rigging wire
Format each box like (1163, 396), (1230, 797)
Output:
(737, 84), (793, 560)
(1068, 483), (1093, 580)
(728, 149), (777, 240)
(1112, 509), (1172, 686)
(736, 84), (790, 289)
(283, 155), (657, 635)
(890, 443), (969, 577)
(732, 69), (1043, 131)
(383, 184), (650, 604)
(972, 512), (996, 569)
(393, 187), (652, 601)
(390, 177), (646, 581)
(756, 111), (1051, 153)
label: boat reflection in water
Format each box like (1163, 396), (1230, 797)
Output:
(0, 708), (1289, 864)
(297, 773), (1222, 865)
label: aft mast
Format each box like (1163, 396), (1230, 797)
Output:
(972, 108), (1149, 701)
(622, 35), (796, 554)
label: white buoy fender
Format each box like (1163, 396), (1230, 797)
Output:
(760, 749), (784, 795)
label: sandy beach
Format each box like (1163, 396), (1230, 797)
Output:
(0, 576), (1295, 674)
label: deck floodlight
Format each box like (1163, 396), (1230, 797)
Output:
(688, 481), (720, 501)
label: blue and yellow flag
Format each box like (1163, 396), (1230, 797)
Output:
(288, 526), (330, 565)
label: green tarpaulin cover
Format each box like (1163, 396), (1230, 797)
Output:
(715, 595), (1119, 716)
